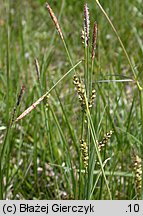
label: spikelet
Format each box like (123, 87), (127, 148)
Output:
(80, 139), (88, 169)
(46, 3), (64, 40)
(98, 130), (113, 152)
(45, 95), (50, 111)
(11, 85), (25, 124)
(88, 89), (96, 108)
(91, 22), (97, 60)
(81, 30), (85, 44)
(16, 86), (25, 107)
(73, 75), (86, 111)
(133, 154), (142, 199)
(84, 3), (90, 46)
(34, 58), (41, 83)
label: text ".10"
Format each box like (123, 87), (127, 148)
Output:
(128, 204), (139, 213)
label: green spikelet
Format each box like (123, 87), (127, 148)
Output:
(73, 75), (86, 111)
(98, 130), (113, 152)
(80, 139), (89, 169)
(45, 95), (50, 111)
(133, 154), (142, 199)
(88, 89), (96, 108)
(81, 30), (85, 45)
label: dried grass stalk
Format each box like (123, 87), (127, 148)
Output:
(15, 93), (47, 122)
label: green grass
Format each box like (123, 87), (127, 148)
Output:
(0, 0), (143, 200)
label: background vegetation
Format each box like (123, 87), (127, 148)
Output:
(0, 0), (143, 199)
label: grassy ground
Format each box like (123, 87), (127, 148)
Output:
(0, 0), (143, 200)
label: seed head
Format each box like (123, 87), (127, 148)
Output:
(80, 139), (88, 169)
(98, 130), (113, 151)
(88, 89), (96, 108)
(73, 75), (86, 112)
(84, 3), (90, 46)
(133, 154), (142, 199)
(46, 3), (64, 40)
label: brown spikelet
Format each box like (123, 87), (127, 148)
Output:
(84, 3), (90, 46)
(133, 154), (142, 199)
(91, 22), (97, 60)
(80, 139), (88, 169)
(11, 85), (25, 124)
(46, 3), (64, 40)
(16, 85), (25, 107)
(98, 130), (113, 151)
(73, 75), (86, 112)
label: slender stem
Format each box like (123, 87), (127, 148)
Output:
(62, 39), (74, 70)
(96, 0), (142, 91)
(6, 0), (10, 125)
(46, 61), (82, 96)
(81, 112), (85, 140)
(85, 96), (112, 199)
(91, 60), (94, 82)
